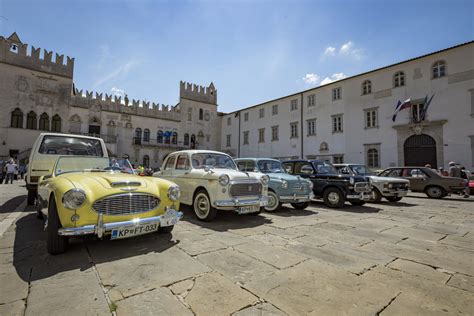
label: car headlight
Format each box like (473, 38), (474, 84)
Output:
(261, 175), (270, 185)
(388, 183), (393, 189)
(62, 189), (86, 209)
(167, 185), (181, 201)
(218, 174), (230, 186)
(349, 177), (355, 185)
(281, 180), (288, 189)
(307, 180), (313, 190)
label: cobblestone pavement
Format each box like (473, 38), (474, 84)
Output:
(0, 182), (473, 315)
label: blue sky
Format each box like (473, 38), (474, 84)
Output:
(1, 0), (473, 113)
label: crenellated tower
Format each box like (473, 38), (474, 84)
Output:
(180, 81), (217, 105)
(0, 32), (74, 78)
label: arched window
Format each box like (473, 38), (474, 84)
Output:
(143, 128), (150, 142)
(11, 108), (23, 128)
(171, 132), (177, 145)
(190, 134), (196, 149)
(432, 60), (446, 78)
(199, 108), (203, 120)
(367, 148), (379, 168)
(143, 155), (150, 168)
(157, 130), (163, 143)
(39, 113), (49, 131)
(362, 80), (372, 95)
(26, 111), (37, 129)
(134, 128), (142, 145)
(51, 114), (61, 132)
(320, 142), (329, 151)
(184, 133), (190, 146)
(393, 71), (405, 87)
(164, 131), (171, 144)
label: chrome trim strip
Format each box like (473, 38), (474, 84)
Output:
(214, 196), (269, 208)
(279, 193), (314, 202)
(111, 181), (142, 187)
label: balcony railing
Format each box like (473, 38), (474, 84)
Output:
(70, 132), (117, 144)
(132, 137), (193, 150)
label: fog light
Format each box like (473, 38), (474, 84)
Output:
(71, 214), (80, 222)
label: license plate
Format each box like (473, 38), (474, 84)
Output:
(238, 205), (259, 214)
(160, 209), (180, 227)
(111, 223), (159, 240)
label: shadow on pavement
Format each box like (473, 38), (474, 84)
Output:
(180, 205), (272, 232)
(0, 195), (27, 214)
(13, 212), (178, 282)
(407, 194), (472, 203)
(308, 200), (381, 213)
(264, 206), (318, 217)
(367, 201), (417, 207)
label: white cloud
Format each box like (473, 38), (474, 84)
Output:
(320, 73), (347, 85)
(324, 46), (336, 56)
(302, 73), (320, 85)
(339, 41), (354, 55)
(93, 60), (138, 88)
(110, 87), (125, 98)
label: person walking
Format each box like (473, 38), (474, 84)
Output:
(460, 167), (471, 198)
(448, 161), (461, 178)
(5, 159), (17, 184)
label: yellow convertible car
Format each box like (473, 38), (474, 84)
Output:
(37, 156), (182, 254)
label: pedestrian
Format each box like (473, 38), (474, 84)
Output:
(5, 159), (17, 184)
(448, 161), (461, 178)
(0, 160), (5, 184)
(460, 167), (471, 198)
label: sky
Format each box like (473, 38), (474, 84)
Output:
(1, 0), (473, 113)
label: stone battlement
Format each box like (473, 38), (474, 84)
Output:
(0, 33), (74, 78)
(71, 88), (181, 121)
(180, 80), (217, 105)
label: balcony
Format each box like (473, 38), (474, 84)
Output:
(132, 137), (192, 150)
(69, 132), (117, 144)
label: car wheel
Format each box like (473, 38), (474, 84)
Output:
(386, 196), (402, 202)
(193, 189), (217, 222)
(425, 186), (446, 199)
(291, 202), (310, 210)
(27, 189), (36, 206)
(323, 187), (345, 208)
(158, 225), (174, 233)
(349, 200), (366, 206)
(371, 188), (383, 203)
(47, 197), (68, 255)
(264, 191), (281, 212)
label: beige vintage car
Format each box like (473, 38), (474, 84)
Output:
(154, 150), (269, 221)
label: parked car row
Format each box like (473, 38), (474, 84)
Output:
(25, 133), (470, 255)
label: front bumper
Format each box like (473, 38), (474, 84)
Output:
(381, 190), (408, 197)
(279, 192), (315, 203)
(346, 193), (372, 201)
(214, 196), (269, 208)
(58, 207), (183, 237)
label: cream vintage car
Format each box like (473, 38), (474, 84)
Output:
(37, 156), (183, 255)
(155, 150), (269, 221)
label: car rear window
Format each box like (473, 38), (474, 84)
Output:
(38, 136), (104, 156)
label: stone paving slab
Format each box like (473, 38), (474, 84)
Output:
(387, 258), (451, 284)
(0, 299), (25, 316)
(446, 273), (474, 293)
(232, 302), (288, 316)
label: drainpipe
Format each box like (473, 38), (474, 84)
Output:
(300, 93), (304, 159)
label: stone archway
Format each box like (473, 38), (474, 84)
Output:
(404, 134), (437, 168)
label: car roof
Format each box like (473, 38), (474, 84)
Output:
(235, 158), (280, 162)
(168, 150), (230, 156)
(40, 132), (103, 141)
(283, 159), (327, 163)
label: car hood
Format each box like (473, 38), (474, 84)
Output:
(369, 175), (410, 183)
(58, 171), (151, 189)
(266, 172), (309, 183)
(215, 169), (264, 181)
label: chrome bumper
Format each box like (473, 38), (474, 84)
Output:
(279, 192), (314, 203)
(58, 207), (183, 237)
(381, 190), (408, 197)
(347, 193), (372, 201)
(214, 196), (269, 208)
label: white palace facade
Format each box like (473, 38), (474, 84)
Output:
(1, 32), (473, 170)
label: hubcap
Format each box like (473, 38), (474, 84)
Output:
(429, 188), (441, 197)
(265, 193), (278, 211)
(328, 192), (340, 204)
(195, 194), (210, 218)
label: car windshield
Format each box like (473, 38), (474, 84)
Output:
(313, 161), (338, 174)
(191, 153), (237, 170)
(55, 156), (136, 175)
(257, 160), (286, 173)
(350, 165), (374, 176)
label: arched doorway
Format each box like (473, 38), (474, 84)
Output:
(404, 134), (437, 168)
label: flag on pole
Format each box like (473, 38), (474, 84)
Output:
(420, 94), (434, 121)
(392, 98), (411, 122)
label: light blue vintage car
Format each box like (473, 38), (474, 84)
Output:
(235, 158), (314, 211)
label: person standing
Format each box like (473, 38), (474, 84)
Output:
(460, 167), (471, 198)
(448, 161), (461, 178)
(5, 159), (17, 184)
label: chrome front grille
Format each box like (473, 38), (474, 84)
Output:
(230, 182), (262, 197)
(92, 193), (160, 216)
(392, 183), (409, 190)
(354, 182), (371, 193)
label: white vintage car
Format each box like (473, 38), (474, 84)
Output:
(154, 150), (269, 221)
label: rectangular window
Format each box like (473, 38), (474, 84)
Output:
(307, 119), (316, 136)
(39, 136), (104, 156)
(290, 122), (298, 138)
(332, 115), (343, 133)
(365, 144), (381, 168)
(332, 87), (341, 100)
(176, 155), (190, 170)
(365, 109), (378, 128)
(164, 156), (176, 170)
(258, 128), (265, 143)
(307, 94), (315, 107)
(271, 126), (279, 141)
(290, 99), (298, 111)
(243, 131), (249, 145)
(244, 112), (249, 121)
(226, 134), (231, 147)
(259, 108), (265, 118)
(272, 104), (278, 115)
(227, 117), (231, 126)
(333, 155), (344, 164)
